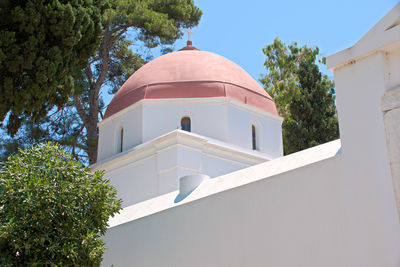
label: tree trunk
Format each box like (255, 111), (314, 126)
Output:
(86, 122), (98, 165)
(84, 28), (112, 165)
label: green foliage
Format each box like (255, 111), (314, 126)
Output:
(0, 143), (121, 266)
(0, 0), (106, 135)
(261, 38), (339, 154)
(1, 0), (202, 164)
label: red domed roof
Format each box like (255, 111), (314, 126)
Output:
(104, 44), (278, 118)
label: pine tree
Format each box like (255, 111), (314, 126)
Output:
(261, 38), (339, 154)
(1, 0), (202, 164)
(0, 0), (106, 134)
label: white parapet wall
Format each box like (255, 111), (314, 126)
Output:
(327, 2), (400, 218)
(102, 140), (400, 267)
(382, 87), (400, 217)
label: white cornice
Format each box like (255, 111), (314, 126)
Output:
(91, 129), (271, 172)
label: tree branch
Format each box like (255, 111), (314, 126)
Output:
(85, 64), (95, 86)
(93, 29), (113, 98)
(99, 109), (104, 120)
(42, 137), (89, 151)
(73, 95), (89, 126)
(111, 27), (128, 43)
(111, 25), (128, 36)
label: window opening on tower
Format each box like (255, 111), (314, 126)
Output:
(181, 117), (191, 132)
(252, 125), (257, 150)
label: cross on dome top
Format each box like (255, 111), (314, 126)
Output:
(185, 27), (194, 42)
(179, 27), (199, 51)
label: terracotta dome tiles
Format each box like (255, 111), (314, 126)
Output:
(105, 48), (279, 118)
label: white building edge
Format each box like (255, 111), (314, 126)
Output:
(100, 4), (400, 266)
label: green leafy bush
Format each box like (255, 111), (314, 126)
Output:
(0, 143), (121, 266)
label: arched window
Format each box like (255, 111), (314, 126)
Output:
(252, 125), (257, 150)
(181, 117), (191, 132)
(117, 128), (124, 153)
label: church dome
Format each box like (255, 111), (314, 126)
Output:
(104, 43), (278, 118)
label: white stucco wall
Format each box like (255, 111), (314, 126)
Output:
(227, 104), (282, 155)
(383, 86), (400, 215)
(102, 140), (400, 267)
(327, 4), (400, 216)
(98, 103), (143, 161)
(142, 98), (228, 143)
(97, 97), (283, 162)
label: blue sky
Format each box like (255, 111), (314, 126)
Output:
(164, 0), (398, 82)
